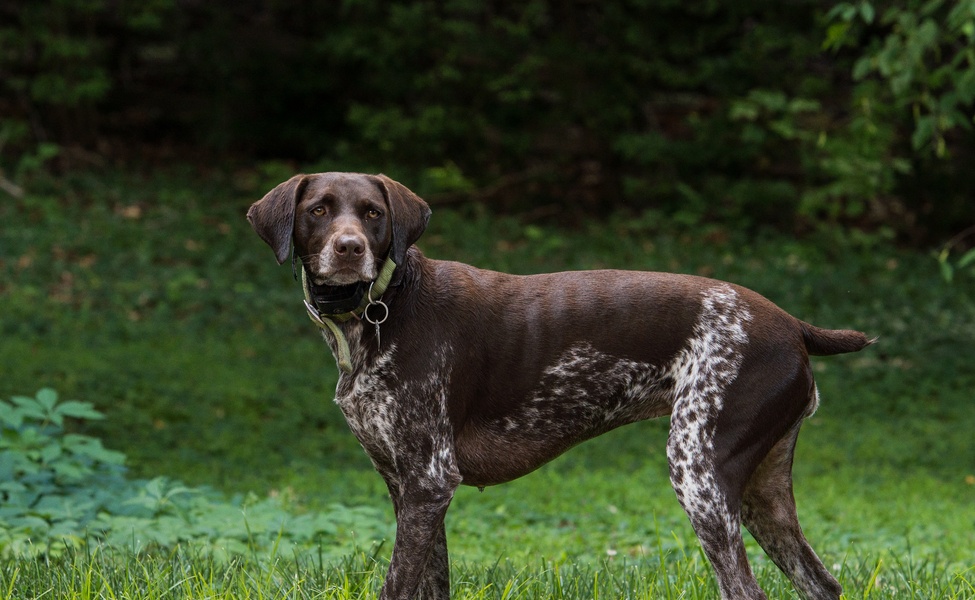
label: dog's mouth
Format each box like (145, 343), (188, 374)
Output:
(309, 280), (367, 315)
(314, 267), (371, 287)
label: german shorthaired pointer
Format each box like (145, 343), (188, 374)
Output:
(247, 172), (872, 600)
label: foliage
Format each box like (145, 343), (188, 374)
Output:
(0, 389), (390, 561)
(1, 1), (972, 241)
(826, 0), (975, 157)
(0, 388), (125, 555)
(0, 0), (174, 180)
(936, 224), (975, 281)
(822, 0), (975, 233)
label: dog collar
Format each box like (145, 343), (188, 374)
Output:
(301, 258), (396, 374)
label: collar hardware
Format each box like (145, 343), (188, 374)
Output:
(300, 258), (397, 373)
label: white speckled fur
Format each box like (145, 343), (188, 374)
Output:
(334, 342), (459, 493)
(493, 345), (670, 441)
(665, 284), (759, 597)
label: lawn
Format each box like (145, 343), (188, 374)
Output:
(1, 169), (973, 597)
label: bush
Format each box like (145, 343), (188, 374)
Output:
(0, 389), (390, 560)
(822, 0), (975, 236)
(1, 1), (972, 239)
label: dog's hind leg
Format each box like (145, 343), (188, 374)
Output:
(667, 422), (768, 600)
(741, 423), (843, 600)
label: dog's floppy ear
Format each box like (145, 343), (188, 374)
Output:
(247, 174), (308, 264)
(370, 174), (432, 266)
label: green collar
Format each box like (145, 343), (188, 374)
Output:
(301, 258), (397, 373)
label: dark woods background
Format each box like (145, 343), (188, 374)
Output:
(2, 0), (973, 243)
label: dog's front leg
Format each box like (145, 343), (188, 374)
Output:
(380, 484), (456, 600)
(343, 364), (460, 599)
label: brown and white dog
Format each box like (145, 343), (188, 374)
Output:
(247, 172), (872, 600)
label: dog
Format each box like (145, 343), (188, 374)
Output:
(247, 172), (872, 600)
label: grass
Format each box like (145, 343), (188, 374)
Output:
(1, 168), (974, 597)
(0, 546), (972, 599)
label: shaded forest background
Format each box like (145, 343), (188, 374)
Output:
(1, 0), (973, 245)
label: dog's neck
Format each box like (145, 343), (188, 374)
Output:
(300, 257), (397, 373)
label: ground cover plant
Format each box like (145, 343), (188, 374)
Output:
(1, 170), (973, 596)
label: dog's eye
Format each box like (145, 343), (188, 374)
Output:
(311, 206), (326, 217)
(365, 209), (382, 220)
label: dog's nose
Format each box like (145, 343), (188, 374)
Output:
(333, 234), (366, 257)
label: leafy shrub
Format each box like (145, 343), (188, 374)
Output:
(0, 389), (390, 560)
(822, 0), (975, 235)
(2, 1), (972, 239)
(0, 388), (125, 555)
(0, 0), (175, 177)
(936, 224), (975, 282)
(826, 0), (975, 157)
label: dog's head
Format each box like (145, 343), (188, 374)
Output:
(247, 172), (431, 287)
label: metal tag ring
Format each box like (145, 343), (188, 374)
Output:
(364, 300), (389, 326)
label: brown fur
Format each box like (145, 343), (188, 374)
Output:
(248, 173), (872, 600)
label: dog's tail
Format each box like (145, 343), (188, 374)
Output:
(799, 321), (876, 356)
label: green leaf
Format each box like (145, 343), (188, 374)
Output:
(62, 435), (126, 466)
(51, 462), (89, 480)
(824, 22), (852, 51)
(10, 396), (44, 417)
(912, 115), (936, 150)
(957, 248), (975, 269)
(825, 3), (856, 22)
(852, 57), (874, 81)
(10, 396), (46, 422)
(915, 19), (941, 51)
(35, 389), (58, 410)
(8, 516), (51, 533)
(54, 401), (105, 421)
(962, 20), (975, 40)
(0, 481), (27, 495)
(938, 250), (955, 282)
(938, 260), (955, 283)
(860, 2), (875, 24)
(39, 443), (62, 464)
(0, 402), (24, 429)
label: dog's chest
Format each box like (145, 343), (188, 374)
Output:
(333, 344), (455, 477)
(333, 350), (402, 461)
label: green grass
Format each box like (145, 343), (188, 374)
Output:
(0, 546), (972, 599)
(1, 169), (974, 597)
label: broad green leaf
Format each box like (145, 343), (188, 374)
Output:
(0, 402), (24, 429)
(51, 462), (88, 480)
(54, 400), (105, 421)
(962, 20), (975, 40)
(8, 516), (51, 532)
(0, 481), (27, 494)
(10, 396), (46, 422)
(62, 435), (126, 465)
(39, 442), (62, 463)
(35, 388), (58, 410)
